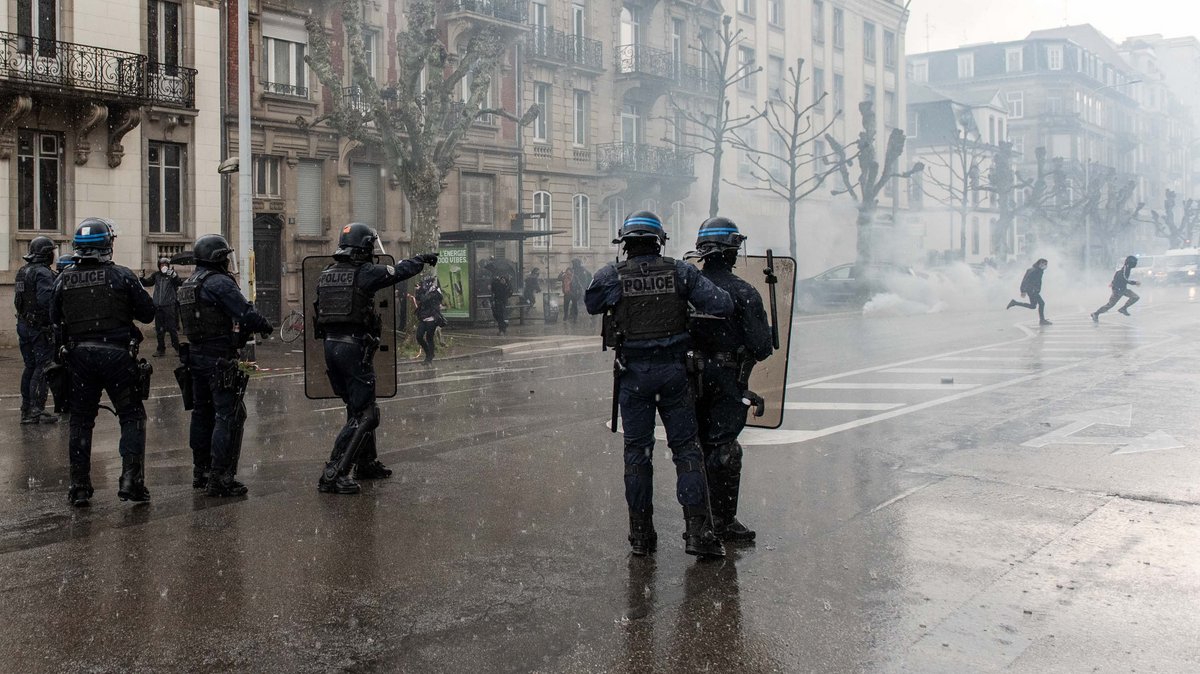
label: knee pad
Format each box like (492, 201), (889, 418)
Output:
(359, 404), (380, 432)
(714, 441), (744, 471)
(624, 463), (652, 478)
(677, 458), (705, 475)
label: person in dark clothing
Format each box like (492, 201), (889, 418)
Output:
(179, 234), (273, 497)
(490, 272), (513, 335)
(313, 223), (436, 494)
(568, 258), (592, 323)
(413, 276), (445, 366)
(522, 267), (542, 309)
(15, 236), (59, 425)
(1092, 255), (1141, 322)
(586, 210), (734, 560)
(50, 218), (157, 507)
(140, 256), (183, 356)
(1007, 258), (1050, 325)
(686, 218), (774, 543)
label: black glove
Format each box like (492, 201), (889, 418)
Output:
(417, 253), (439, 266)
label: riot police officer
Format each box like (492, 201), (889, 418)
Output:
(314, 223), (436, 494)
(50, 218), (156, 507)
(585, 211), (734, 559)
(179, 234), (272, 497)
(15, 236), (59, 424)
(687, 218), (773, 543)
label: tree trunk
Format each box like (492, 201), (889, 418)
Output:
(856, 203), (875, 267)
(412, 196), (441, 254)
(709, 141), (724, 218)
(787, 196), (798, 263)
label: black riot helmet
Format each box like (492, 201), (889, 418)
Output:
(23, 236), (56, 263)
(193, 234), (235, 270)
(614, 210), (667, 245)
(1124, 255), (1138, 268)
(335, 222), (379, 260)
(72, 218), (117, 262)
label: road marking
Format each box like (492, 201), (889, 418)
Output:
(1021, 404), (1185, 454)
(804, 382), (978, 390)
(784, 402), (904, 411)
(546, 370), (610, 381)
(882, 367), (1035, 375)
(931, 356), (1081, 362)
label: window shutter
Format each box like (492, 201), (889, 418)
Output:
(351, 163), (379, 228)
(296, 160), (323, 236)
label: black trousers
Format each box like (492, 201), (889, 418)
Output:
(66, 344), (145, 471)
(17, 321), (53, 412)
(1012, 292), (1046, 320)
(154, 306), (181, 352)
(1096, 288), (1140, 315)
(415, 321), (437, 362)
(324, 337), (379, 473)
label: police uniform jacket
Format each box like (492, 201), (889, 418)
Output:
(14, 262), (55, 328)
(50, 260), (156, 343)
(317, 258), (425, 337)
(184, 269), (271, 355)
(691, 265), (773, 363)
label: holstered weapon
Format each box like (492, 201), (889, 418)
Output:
(174, 343), (194, 410)
(610, 352), (625, 433)
(741, 390), (766, 417)
(45, 354), (71, 414)
(603, 309), (625, 433)
(135, 358), (153, 401)
(764, 249), (781, 351)
(684, 350), (704, 401)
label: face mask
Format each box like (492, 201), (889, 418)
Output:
(161, 266), (169, 273)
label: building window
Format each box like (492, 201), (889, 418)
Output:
(361, 30), (378, 80)
(1007, 91), (1024, 119)
(767, 0), (781, 26)
(909, 110), (919, 138)
(461, 173), (495, 226)
(832, 72), (844, 112)
(957, 52), (974, 79)
(738, 0), (754, 17)
(884, 30), (896, 69)
(351, 163), (379, 228)
(533, 82), (549, 142)
(610, 197), (625, 239)
(148, 0), (181, 70)
(812, 1), (824, 43)
(572, 194), (590, 248)
(910, 59), (928, 83)
(909, 171), (923, 207)
(813, 66), (825, 111)
(295, 160), (323, 236)
(1006, 47), (1023, 73)
(573, 90), (588, 146)
(738, 126), (758, 180)
(533, 190), (552, 249)
(1048, 45), (1063, 71)
(261, 13), (309, 97)
(863, 85), (875, 103)
(16, 0), (57, 56)
(572, 3), (586, 38)
(17, 130), (61, 232)
(671, 18), (684, 77)
(737, 46), (756, 93)
(863, 21), (876, 63)
(832, 7), (844, 50)
(884, 90), (896, 127)
(768, 55), (785, 100)
(462, 69), (494, 123)
(148, 141), (184, 234)
(253, 156), (281, 197)
(669, 201), (684, 244)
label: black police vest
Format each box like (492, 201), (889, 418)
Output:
(609, 257), (688, 344)
(58, 264), (133, 338)
(315, 262), (377, 331)
(179, 269), (233, 342)
(14, 263), (49, 326)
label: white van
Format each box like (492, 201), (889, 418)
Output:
(1157, 248), (1200, 285)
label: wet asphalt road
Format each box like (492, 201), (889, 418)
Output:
(1, 287), (1199, 672)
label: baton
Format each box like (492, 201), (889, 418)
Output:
(764, 249), (780, 350)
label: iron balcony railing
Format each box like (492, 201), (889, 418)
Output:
(527, 26), (603, 70)
(597, 142), (694, 178)
(342, 86), (372, 115)
(675, 61), (717, 94)
(448, 0), (527, 24)
(0, 32), (195, 107)
(263, 81), (308, 98)
(615, 44), (675, 79)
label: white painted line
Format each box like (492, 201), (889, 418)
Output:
(784, 402), (905, 411)
(883, 367), (1035, 375)
(932, 356), (1081, 362)
(545, 369), (610, 381)
(805, 382), (978, 390)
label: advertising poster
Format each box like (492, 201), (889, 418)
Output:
(437, 246), (471, 319)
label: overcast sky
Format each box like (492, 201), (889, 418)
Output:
(907, 0), (1200, 54)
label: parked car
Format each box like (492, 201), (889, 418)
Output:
(796, 263), (916, 310)
(1156, 249), (1200, 285)
(1130, 255), (1162, 286)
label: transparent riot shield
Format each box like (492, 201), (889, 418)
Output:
(742, 252), (795, 429)
(302, 256), (398, 400)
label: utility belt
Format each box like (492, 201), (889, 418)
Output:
(621, 346), (689, 365)
(53, 340), (153, 408)
(701, 350), (742, 368)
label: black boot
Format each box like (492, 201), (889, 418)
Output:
(682, 509), (725, 559)
(117, 457), (151, 502)
(67, 465), (93, 508)
(628, 510), (658, 556)
(206, 471), (248, 497)
(192, 465), (210, 490)
(19, 403), (30, 424)
(317, 462), (360, 494)
(20, 406), (39, 425)
(714, 516), (757, 543)
(354, 460), (392, 480)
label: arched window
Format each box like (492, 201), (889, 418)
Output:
(610, 197), (625, 238)
(573, 194), (591, 248)
(533, 190), (552, 249)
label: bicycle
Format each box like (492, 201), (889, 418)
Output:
(280, 309), (305, 343)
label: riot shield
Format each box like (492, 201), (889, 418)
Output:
(742, 252), (795, 429)
(302, 256), (398, 400)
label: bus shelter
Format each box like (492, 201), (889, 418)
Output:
(436, 229), (563, 326)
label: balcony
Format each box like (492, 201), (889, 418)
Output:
(674, 61), (717, 94)
(341, 86), (372, 115)
(0, 32), (195, 108)
(597, 142), (694, 178)
(447, 0), (528, 24)
(615, 44), (675, 79)
(263, 81), (309, 98)
(527, 27), (603, 71)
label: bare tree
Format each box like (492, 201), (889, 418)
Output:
(919, 118), (992, 258)
(305, 0), (536, 252)
(726, 59), (835, 261)
(826, 101), (918, 267)
(1151, 189), (1200, 249)
(667, 14), (762, 218)
(987, 140), (1017, 258)
(1092, 170), (1143, 263)
(1012, 147), (1067, 249)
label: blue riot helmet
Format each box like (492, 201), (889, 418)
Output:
(56, 255), (75, 273)
(72, 218), (117, 262)
(692, 216), (746, 259)
(614, 210), (667, 245)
